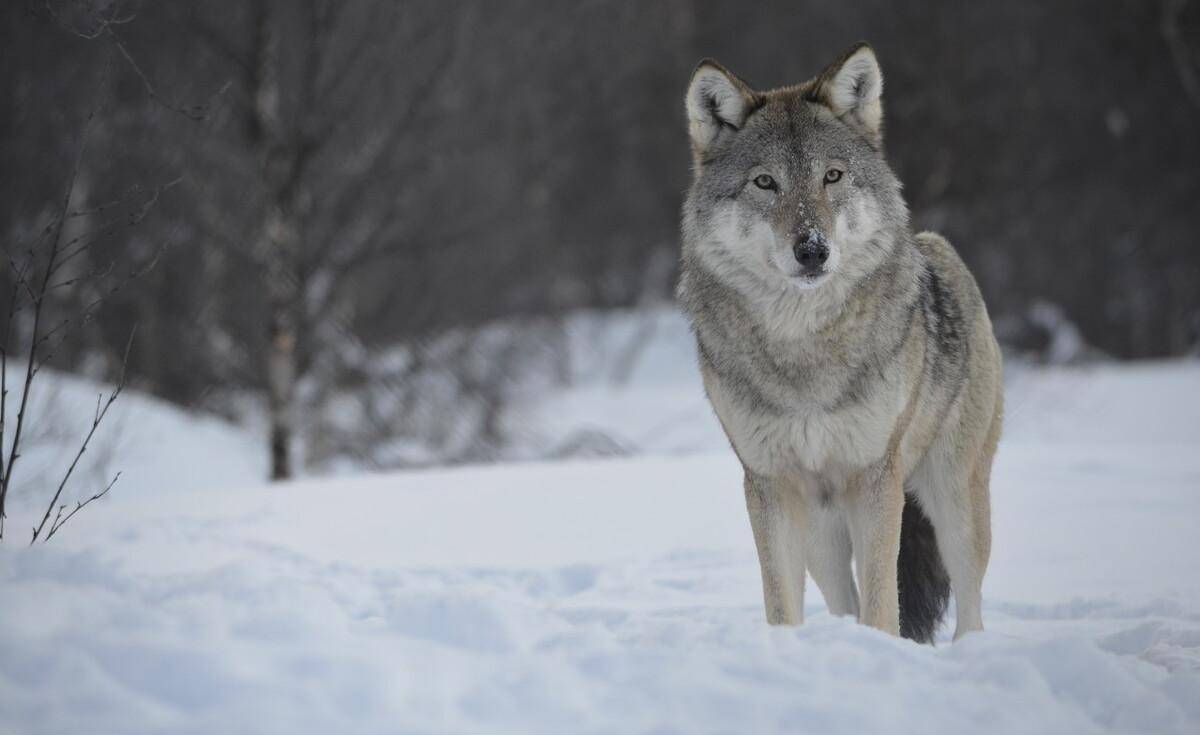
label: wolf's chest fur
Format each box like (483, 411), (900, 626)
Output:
(689, 278), (919, 477)
(701, 341), (910, 475)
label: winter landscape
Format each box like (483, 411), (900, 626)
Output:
(2, 309), (1198, 734)
(6, 2), (1200, 734)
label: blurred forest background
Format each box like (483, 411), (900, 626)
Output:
(3, 0), (1199, 480)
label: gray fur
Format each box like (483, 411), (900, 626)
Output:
(678, 44), (1003, 642)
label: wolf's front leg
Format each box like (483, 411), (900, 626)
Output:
(744, 471), (806, 625)
(846, 466), (904, 635)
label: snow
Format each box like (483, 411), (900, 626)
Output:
(0, 366), (265, 521)
(1, 309), (1199, 734)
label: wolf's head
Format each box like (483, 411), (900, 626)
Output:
(682, 43), (909, 296)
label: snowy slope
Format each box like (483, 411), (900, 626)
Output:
(0, 366), (264, 539)
(1, 314), (1199, 733)
(3, 440), (1198, 734)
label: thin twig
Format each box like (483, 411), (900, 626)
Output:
(107, 26), (229, 120)
(47, 0), (230, 120)
(42, 472), (121, 543)
(30, 328), (134, 545)
(36, 244), (166, 374)
(49, 259), (116, 291)
(42, 0), (138, 40)
(49, 177), (181, 277)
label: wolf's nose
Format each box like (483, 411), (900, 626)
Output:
(793, 234), (830, 272)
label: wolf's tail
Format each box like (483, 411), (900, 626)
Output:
(897, 494), (951, 643)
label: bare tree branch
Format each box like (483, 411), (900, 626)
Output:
(42, 0), (138, 41)
(49, 177), (180, 277)
(107, 26), (231, 120)
(0, 66), (101, 536)
(303, 20), (464, 276)
(43, 471), (121, 542)
(45, 1), (229, 119)
(30, 327), (134, 544)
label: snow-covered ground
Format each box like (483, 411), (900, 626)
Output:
(1, 309), (1199, 734)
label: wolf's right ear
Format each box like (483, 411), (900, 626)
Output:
(686, 59), (758, 155)
(809, 42), (884, 148)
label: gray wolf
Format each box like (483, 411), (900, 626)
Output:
(677, 43), (1003, 642)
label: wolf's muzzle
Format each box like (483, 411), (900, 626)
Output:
(793, 231), (830, 276)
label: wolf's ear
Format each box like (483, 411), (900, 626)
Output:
(810, 42), (884, 147)
(686, 59), (758, 155)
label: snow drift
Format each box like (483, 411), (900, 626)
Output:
(0, 311), (1198, 734)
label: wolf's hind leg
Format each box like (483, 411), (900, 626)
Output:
(744, 472), (806, 625)
(915, 458), (992, 640)
(804, 501), (859, 617)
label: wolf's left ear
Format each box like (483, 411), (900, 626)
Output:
(810, 42), (884, 147)
(686, 59), (759, 155)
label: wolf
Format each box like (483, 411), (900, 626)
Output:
(677, 43), (1003, 642)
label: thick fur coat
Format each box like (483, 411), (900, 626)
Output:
(678, 43), (1003, 641)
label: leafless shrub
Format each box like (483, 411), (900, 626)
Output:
(303, 316), (568, 470)
(0, 19), (168, 542)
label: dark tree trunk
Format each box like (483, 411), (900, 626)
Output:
(252, 0), (303, 481)
(263, 206), (299, 480)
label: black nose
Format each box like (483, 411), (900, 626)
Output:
(793, 233), (830, 272)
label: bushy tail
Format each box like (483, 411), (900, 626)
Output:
(897, 494), (951, 643)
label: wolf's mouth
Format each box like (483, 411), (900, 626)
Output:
(789, 270), (830, 290)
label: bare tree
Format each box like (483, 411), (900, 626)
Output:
(182, 0), (465, 479)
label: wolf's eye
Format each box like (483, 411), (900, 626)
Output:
(823, 168), (844, 185)
(752, 174), (777, 190)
